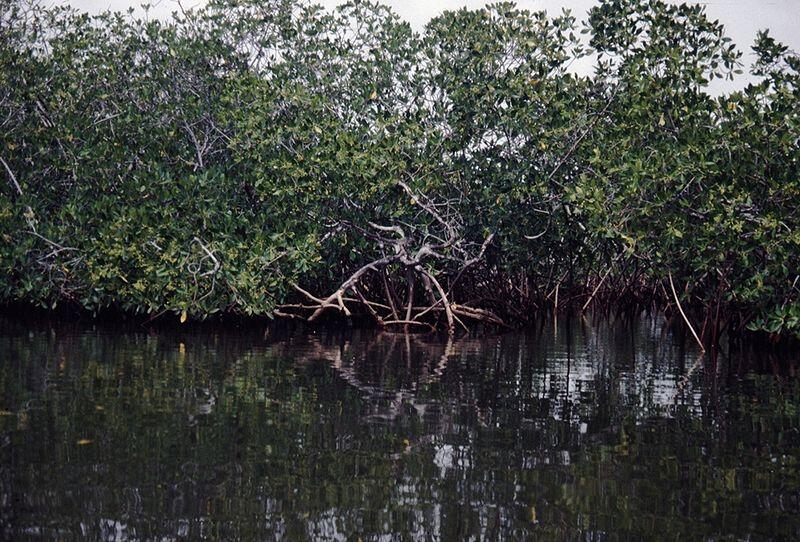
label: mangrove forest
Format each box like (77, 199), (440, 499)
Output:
(2, 1), (800, 540)
(1, 0), (799, 338)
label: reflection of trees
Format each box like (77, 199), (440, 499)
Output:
(273, 318), (704, 427)
(2, 317), (798, 540)
(271, 330), (456, 424)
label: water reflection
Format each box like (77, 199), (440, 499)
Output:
(0, 316), (798, 540)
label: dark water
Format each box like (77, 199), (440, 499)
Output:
(0, 317), (798, 541)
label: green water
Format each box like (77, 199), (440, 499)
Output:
(1, 317), (798, 540)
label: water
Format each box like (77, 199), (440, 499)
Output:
(1, 316), (798, 540)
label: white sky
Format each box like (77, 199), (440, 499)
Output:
(47, 0), (800, 90)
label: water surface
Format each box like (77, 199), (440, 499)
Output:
(1, 317), (798, 540)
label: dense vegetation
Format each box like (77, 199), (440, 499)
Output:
(1, 0), (798, 339)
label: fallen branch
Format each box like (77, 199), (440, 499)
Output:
(383, 319), (435, 331)
(451, 304), (509, 328)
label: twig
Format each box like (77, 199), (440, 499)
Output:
(193, 237), (220, 277)
(668, 271), (706, 353)
(582, 253), (622, 311)
(0, 156), (23, 197)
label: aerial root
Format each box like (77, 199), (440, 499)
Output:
(276, 263), (507, 335)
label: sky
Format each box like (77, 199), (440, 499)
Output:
(46, 0), (800, 90)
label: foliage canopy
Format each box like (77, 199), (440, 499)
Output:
(1, 0), (798, 338)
